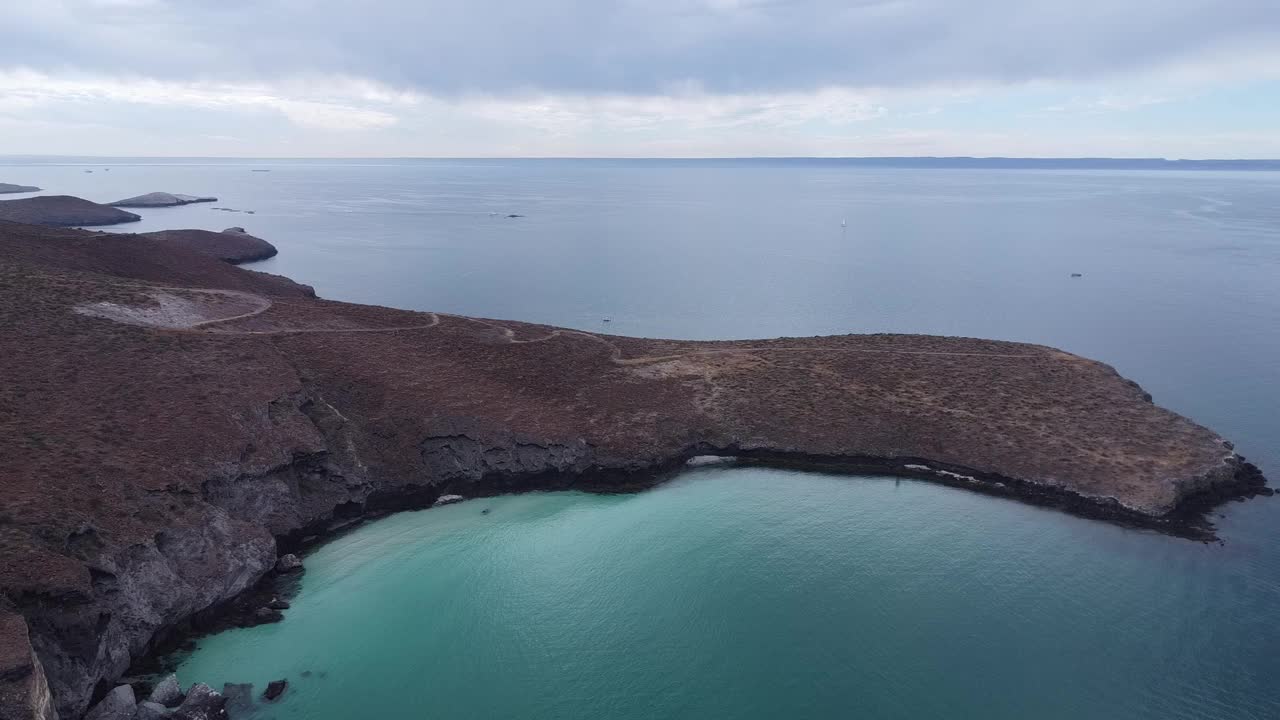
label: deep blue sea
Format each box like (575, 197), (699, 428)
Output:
(4, 159), (1278, 718)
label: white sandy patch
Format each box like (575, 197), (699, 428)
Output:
(74, 289), (270, 329)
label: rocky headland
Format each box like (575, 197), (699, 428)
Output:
(0, 219), (1269, 719)
(108, 194), (217, 209)
(129, 228), (277, 265)
(0, 197), (140, 227)
(0, 184), (41, 195)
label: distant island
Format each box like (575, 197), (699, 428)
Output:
(109, 192), (218, 208)
(1, 156), (1279, 170)
(0, 183), (41, 194)
(0, 211), (1268, 720)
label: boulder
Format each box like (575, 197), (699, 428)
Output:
(275, 553), (303, 573)
(171, 683), (226, 720)
(266, 598), (291, 610)
(109, 192), (218, 208)
(434, 494), (465, 506)
(136, 700), (174, 720)
(262, 680), (288, 701)
(84, 685), (136, 720)
(0, 195), (141, 226)
(148, 673), (184, 707)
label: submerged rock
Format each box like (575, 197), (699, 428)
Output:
(148, 674), (184, 707)
(275, 554), (303, 573)
(262, 680), (288, 701)
(84, 685), (136, 720)
(110, 192), (218, 208)
(221, 683), (255, 716)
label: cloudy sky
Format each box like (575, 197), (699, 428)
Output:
(2, 0), (1278, 157)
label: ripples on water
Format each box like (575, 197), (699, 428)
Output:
(5, 159), (1277, 718)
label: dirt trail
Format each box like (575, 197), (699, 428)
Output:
(452, 316), (1042, 367)
(83, 285), (1042, 363)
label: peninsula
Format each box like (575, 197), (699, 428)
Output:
(129, 227), (278, 264)
(0, 196), (140, 227)
(109, 193), (217, 208)
(0, 184), (41, 195)
(0, 218), (1267, 719)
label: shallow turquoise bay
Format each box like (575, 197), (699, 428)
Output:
(178, 468), (1279, 720)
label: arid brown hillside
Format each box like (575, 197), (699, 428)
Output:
(0, 219), (1264, 719)
(129, 228), (278, 264)
(0, 197), (140, 227)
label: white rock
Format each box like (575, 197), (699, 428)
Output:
(275, 553), (303, 573)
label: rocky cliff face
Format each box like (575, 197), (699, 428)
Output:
(0, 220), (1268, 719)
(1, 610), (58, 720)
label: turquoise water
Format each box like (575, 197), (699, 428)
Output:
(4, 159), (1278, 717)
(176, 469), (1280, 720)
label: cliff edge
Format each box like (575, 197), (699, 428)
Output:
(0, 220), (1266, 718)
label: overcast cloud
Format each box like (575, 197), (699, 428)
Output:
(1, 0), (1278, 156)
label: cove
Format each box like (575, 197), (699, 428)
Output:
(176, 467), (1279, 720)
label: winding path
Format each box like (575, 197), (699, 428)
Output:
(450, 315), (1043, 366)
(104, 286), (1044, 364)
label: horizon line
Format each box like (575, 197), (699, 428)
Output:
(3, 154), (1280, 163)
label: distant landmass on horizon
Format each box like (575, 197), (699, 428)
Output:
(1, 155), (1279, 170)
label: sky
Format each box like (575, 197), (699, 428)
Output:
(1, 0), (1278, 158)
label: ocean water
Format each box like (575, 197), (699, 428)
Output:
(4, 159), (1278, 718)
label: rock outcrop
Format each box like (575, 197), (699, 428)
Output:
(261, 680), (287, 702)
(108, 194), (217, 208)
(0, 219), (1268, 719)
(82, 686), (133, 720)
(0, 184), (41, 195)
(132, 228), (277, 264)
(147, 675), (182, 708)
(133, 701), (169, 720)
(0, 196), (141, 227)
(169, 684), (224, 720)
(0, 609), (58, 720)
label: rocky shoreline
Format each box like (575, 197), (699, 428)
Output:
(95, 443), (1270, 719)
(104, 445), (1268, 719)
(0, 218), (1270, 720)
